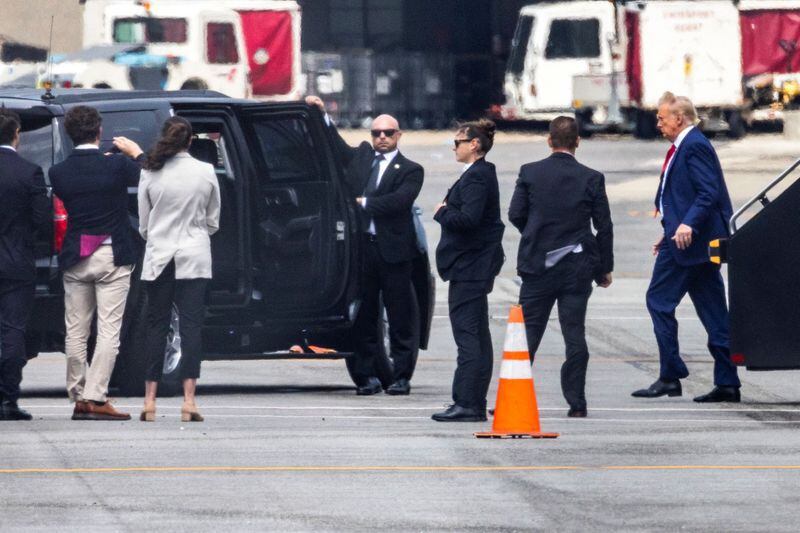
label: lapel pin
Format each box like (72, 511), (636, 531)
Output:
(394, 163), (400, 169)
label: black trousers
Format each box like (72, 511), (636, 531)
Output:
(0, 279), (34, 402)
(352, 237), (419, 385)
(144, 261), (207, 383)
(449, 279), (494, 411)
(519, 254), (593, 411)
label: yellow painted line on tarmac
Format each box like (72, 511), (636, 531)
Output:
(2, 465), (800, 475)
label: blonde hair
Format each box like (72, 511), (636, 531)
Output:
(658, 91), (699, 124)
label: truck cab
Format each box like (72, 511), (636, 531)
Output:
(2, 88), (434, 394)
(502, 1), (616, 121)
(73, 0), (301, 100)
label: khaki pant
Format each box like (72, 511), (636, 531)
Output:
(63, 246), (132, 403)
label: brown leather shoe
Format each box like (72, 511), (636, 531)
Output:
(71, 401), (90, 421)
(85, 401), (131, 421)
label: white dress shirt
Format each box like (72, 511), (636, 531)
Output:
(659, 125), (694, 216)
(361, 149), (399, 234)
(0, 144), (16, 152)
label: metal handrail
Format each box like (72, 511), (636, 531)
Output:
(730, 157), (800, 234)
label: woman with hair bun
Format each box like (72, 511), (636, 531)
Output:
(137, 117), (220, 422)
(431, 119), (505, 422)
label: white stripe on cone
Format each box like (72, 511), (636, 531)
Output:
(499, 359), (533, 380)
(502, 323), (528, 352)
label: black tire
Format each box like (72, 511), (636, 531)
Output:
(575, 109), (594, 138)
(634, 110), (658, 139)
(726, 110), (746, 139)
(345, 289), (420, 389)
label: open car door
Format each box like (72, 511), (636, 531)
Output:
(235, 103), (357, 321)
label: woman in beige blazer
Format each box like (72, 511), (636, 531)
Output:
(137, 117), (220, 422)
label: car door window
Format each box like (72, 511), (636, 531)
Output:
(545, 19), (600, 59)
(114, 18), (188, 44)
(207, 22), (239, 64)
(250, 116), (322, 183)
(60, 109), (161, 154)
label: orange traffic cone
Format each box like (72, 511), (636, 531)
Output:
(475, 305), (558, 439)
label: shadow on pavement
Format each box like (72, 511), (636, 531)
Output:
(20, 383), (355, 399)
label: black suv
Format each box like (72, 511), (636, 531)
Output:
(1, 89), (435, 394)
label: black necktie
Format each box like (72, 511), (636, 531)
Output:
(364, 154), (385, 196)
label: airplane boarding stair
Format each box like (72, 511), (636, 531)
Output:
(722, 159), (800, 369)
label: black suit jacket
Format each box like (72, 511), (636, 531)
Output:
(434, 158), (505, 282)
(509, 152), (613, 280)
(331, 128), (424, 264)
(0, 148), (50, 280)
(48, 149), (143, 271)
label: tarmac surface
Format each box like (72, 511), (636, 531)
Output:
(4, 131), (800, 532)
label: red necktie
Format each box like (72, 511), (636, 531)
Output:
(661, 144), (676, 175)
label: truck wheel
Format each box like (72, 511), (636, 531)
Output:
(634, 110), (658, 139)
(726, 110), (746, 139)
(181, 78), (209, 90)
(575, 109), (594, 139)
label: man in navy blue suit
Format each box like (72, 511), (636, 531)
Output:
(632, 92), (741, 403)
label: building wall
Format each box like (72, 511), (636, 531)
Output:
(0, 0), (84, 53)
(300, 0), (532, 116)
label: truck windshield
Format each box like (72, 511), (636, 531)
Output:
(545, 18), (600, 59)
(113, 17), (188, 44)
(508, 15), (534, 76)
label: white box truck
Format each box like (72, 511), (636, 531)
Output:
(501, 1), (745, 138)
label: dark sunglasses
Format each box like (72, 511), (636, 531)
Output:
(371, 129), (397, 138)
(453, 138), (472, 148)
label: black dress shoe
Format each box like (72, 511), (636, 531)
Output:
(356, 377), (383, 396)
(693, 386), (741, 403)
(567, 408), (587, 418)
(431, 404), (487, 422)
(631, 379), (682, 398)
(0, 401), (33, 421)
(385, 379), (410, 396)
